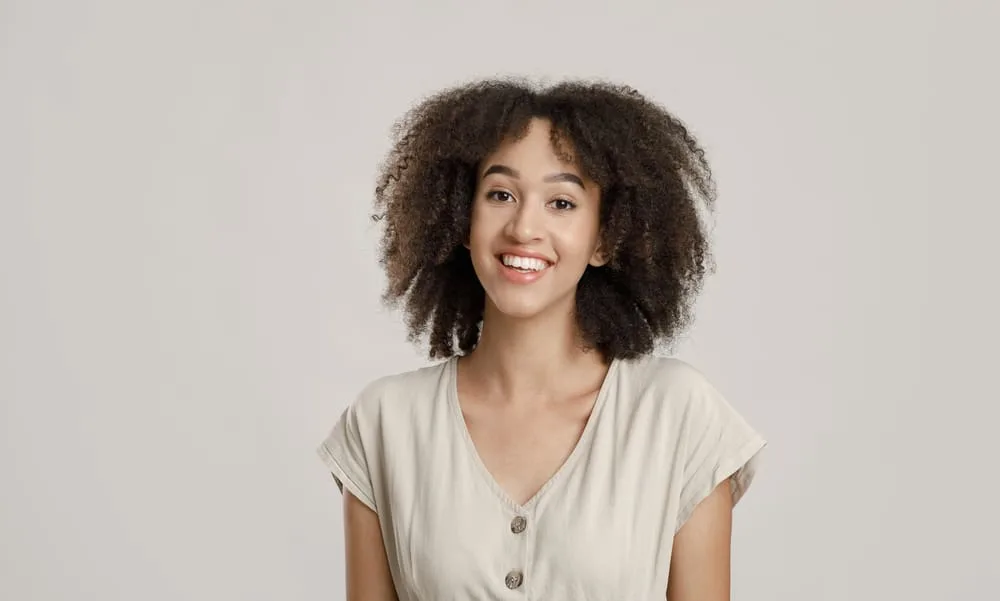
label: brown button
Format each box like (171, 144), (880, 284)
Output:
(505, 569), (524, 590)
(510, 515), (527, 534)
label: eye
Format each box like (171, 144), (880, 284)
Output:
(549, 198), (576, 211)
(487, 190), (515, 203)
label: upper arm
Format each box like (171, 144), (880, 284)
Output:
(666, 479), (734, 601)
(343, 489), (398, 601)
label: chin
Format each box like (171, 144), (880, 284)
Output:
(481, 287), (552, 319)
(485, 285), (576, 321)
(489, 297), (549, 320)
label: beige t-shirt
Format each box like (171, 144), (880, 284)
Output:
(317, 354), (766, 600)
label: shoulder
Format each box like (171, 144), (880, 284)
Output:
(317, 360), (453, 512)
(355, 359), (450, 400)
(319, 359), (452, 464)
(345, 358), (453, 421)
(616, 354), (754, 432)
(619, 354), (722, 402)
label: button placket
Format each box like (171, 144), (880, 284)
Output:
(504, 511), (529, 593)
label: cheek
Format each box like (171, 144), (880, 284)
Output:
(468, 204), (502, 248)
(467, 214), (488, 251)
(466, 225), (496, 271)
(557, 220), (602, 262)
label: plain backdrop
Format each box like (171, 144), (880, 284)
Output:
(2, 0), (998, 599)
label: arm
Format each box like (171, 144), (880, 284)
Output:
(343, 490), (398, 601)
(666, 479), (734, 601)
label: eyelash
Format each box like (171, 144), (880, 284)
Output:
(487, 190), (515, 203)
(486, 190), (577, 211)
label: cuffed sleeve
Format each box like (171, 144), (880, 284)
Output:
(317, 398), (377, 513)
(675, 377), (766, 532)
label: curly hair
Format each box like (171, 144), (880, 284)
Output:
(372, 77), (717, 361)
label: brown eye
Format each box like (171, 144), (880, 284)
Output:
(487, 190), (514, 202)
(550, 198), (576, 210)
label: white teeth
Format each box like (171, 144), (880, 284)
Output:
(501, 254), (549, 272)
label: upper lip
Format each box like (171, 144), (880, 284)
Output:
(497, 249), (554, 264)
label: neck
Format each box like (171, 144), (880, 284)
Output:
(462, 299), (608, 404)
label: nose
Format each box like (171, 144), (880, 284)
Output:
(505, 199), (543, 242)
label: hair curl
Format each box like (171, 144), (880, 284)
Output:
(372, 77), (716, 360)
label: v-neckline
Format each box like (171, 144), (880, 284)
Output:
(446, 355), (620, 513)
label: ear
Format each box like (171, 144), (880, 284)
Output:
(588, 245), (608, 267)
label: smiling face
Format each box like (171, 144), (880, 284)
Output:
(467, 118), (606, 320)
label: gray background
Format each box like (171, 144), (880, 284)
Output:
(2, 0), (997, 599)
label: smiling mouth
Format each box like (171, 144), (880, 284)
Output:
(499, 253), (551, 273)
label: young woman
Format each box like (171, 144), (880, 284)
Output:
(317, 78), (766, 600)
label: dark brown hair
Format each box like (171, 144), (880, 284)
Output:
(373, 78), (716, 360)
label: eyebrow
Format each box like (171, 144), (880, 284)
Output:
(482, 164), (586, 189)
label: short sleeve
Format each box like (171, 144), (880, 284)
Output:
(675, 376), (766, 531)
(316, 396), (378, 513)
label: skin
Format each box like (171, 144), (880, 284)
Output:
(667, 480), (734, 601)
(343, 491), (397, 601)
(343, 118), (735, 600)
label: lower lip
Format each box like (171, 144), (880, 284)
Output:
(498, 258), (550, 284)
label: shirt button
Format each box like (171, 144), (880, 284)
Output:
(505, 569), (524, 590)
(510, 515), (527, 534)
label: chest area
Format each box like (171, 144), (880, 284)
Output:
(461, 399), (592, 507)
(391, 473), (674, 601)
